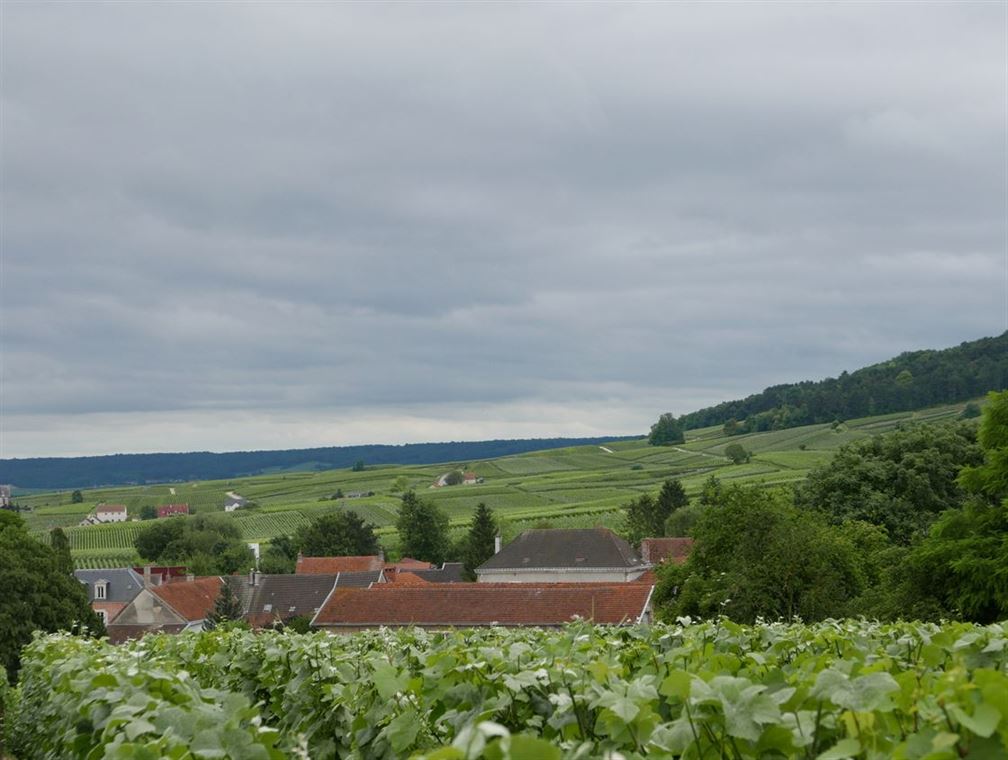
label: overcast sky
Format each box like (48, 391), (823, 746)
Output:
(1, 2), (1005, 458)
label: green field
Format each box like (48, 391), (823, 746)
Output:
(17, 401), (974, 568)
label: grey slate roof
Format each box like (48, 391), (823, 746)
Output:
(225, 570), (382, 625)
(476, 528), (647, 572)
(412, 562), (466, 583)
(75, 568), (145, 603)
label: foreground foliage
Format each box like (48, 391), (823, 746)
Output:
(7, 619), (1008, 759)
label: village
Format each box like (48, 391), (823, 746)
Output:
(75, 528), (693, 640)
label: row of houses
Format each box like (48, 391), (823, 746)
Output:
(75, 529), (693, 642)
(81, 502), (192, 526)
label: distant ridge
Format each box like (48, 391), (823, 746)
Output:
(679, 332), (1007, 433)
(0, 436), (637, 490)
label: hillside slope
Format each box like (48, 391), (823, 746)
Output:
(679, 332), (1006, 432)
(17, 400), (975, 568)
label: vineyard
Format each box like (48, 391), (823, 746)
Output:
(4, 619), (1007, 759)
(15, 401), (974, 568)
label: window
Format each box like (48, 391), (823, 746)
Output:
(96, 609), (107, 624)
(95, 581), (107, 600)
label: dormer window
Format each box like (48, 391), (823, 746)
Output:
(95, 580), (108, 600)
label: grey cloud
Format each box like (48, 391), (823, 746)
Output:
(1, 2), (1005, 455)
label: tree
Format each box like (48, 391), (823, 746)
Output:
(902, 391), (1008, 622)
(133, 513), (252, 575)
(653, 485), (862, 623)
(623, 479), (689, 545)
(139, 504), (158, 520)
(70, 490), (83, 504)
(1, 517), (104, 682)
(259, 534), (299, 574)
(698, 474), (723, 506)
(444, 470), (464, 486)
(648, 413), (685, 446)
(796, 422), (982, 544)
(462, 503), (498, 580)
(396, 490), (450, 564)
(204, 581), (245, 630)
(724, 443), (751, 464)
(295, 511), (379, 557)
(352, 460), (366, 472)
(49, 527), (74, 575)
(722, 418), (740, 436)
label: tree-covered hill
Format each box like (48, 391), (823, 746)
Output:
(679, 332), (1007, 433)
(0, 436), (634, 490)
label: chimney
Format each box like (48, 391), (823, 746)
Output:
(143, 565), (152, 588)
(494, 534), (502, 554)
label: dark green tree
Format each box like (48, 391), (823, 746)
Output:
(796, 422), (982, 544)
(295, 511), (379, 557)
(49, 527), (74, 575)
(724, 443), (751, 464)
(139, 504), (158, 520)
(352, 460), (366, 472)
(134, 513), (252, 575)
(444, 470), (464, 486)
(624, 479), (689, 545)
(698, 474), (723, 506)
(259, 534), (299, 574)
(902, 390), (1008, 622)
(462, 502), (498, 580)
(396, 490), (450, 564)
(653, 485), (862, 623)
(648, 413), (685, 446)
(1, 516), (104, 682)
(70, 490), (83, 504)
(204, 581), (245, 630)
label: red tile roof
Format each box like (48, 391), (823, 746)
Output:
(151, 576), (221, 621)
(296, 555), (385, 574)
(388, 571), (430, 585)
(640, 538), (694, 565)
(313, 582), (654, 627)
(157, 503), (190, 518)
(96, 503), (127, 513)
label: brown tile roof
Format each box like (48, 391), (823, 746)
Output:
(296, 555), (385, 574)
(640, 537), (694, 565)
(96, 504), (127, 513)
(107, 623), (186, 644)
(477, 528), (647, 573)
(313, 582), (654, 627)
(388, 572), (430, 585)
(151, 576), (222, 621)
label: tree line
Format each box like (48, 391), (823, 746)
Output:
(0, 436), (634, 490)
(670, 331), (1006, 434)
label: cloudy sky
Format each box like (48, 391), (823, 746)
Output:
(1, 2), (1005, 458)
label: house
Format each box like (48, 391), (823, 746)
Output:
(397, 562), (466, 584)
(94, 504), (128, 523)
(0, 485), (11, 507)
(157, 503), (189, 518)
(106, 575), (221, 643)
(462, 472), (483, 485)
(639, 537), (694, 566)
(475, 528), (650, 584)
(311, 582), (655, 632)
(295, 553), (385, 574)
(223, 496), (247, 512)
(75, 568), (145, 626)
